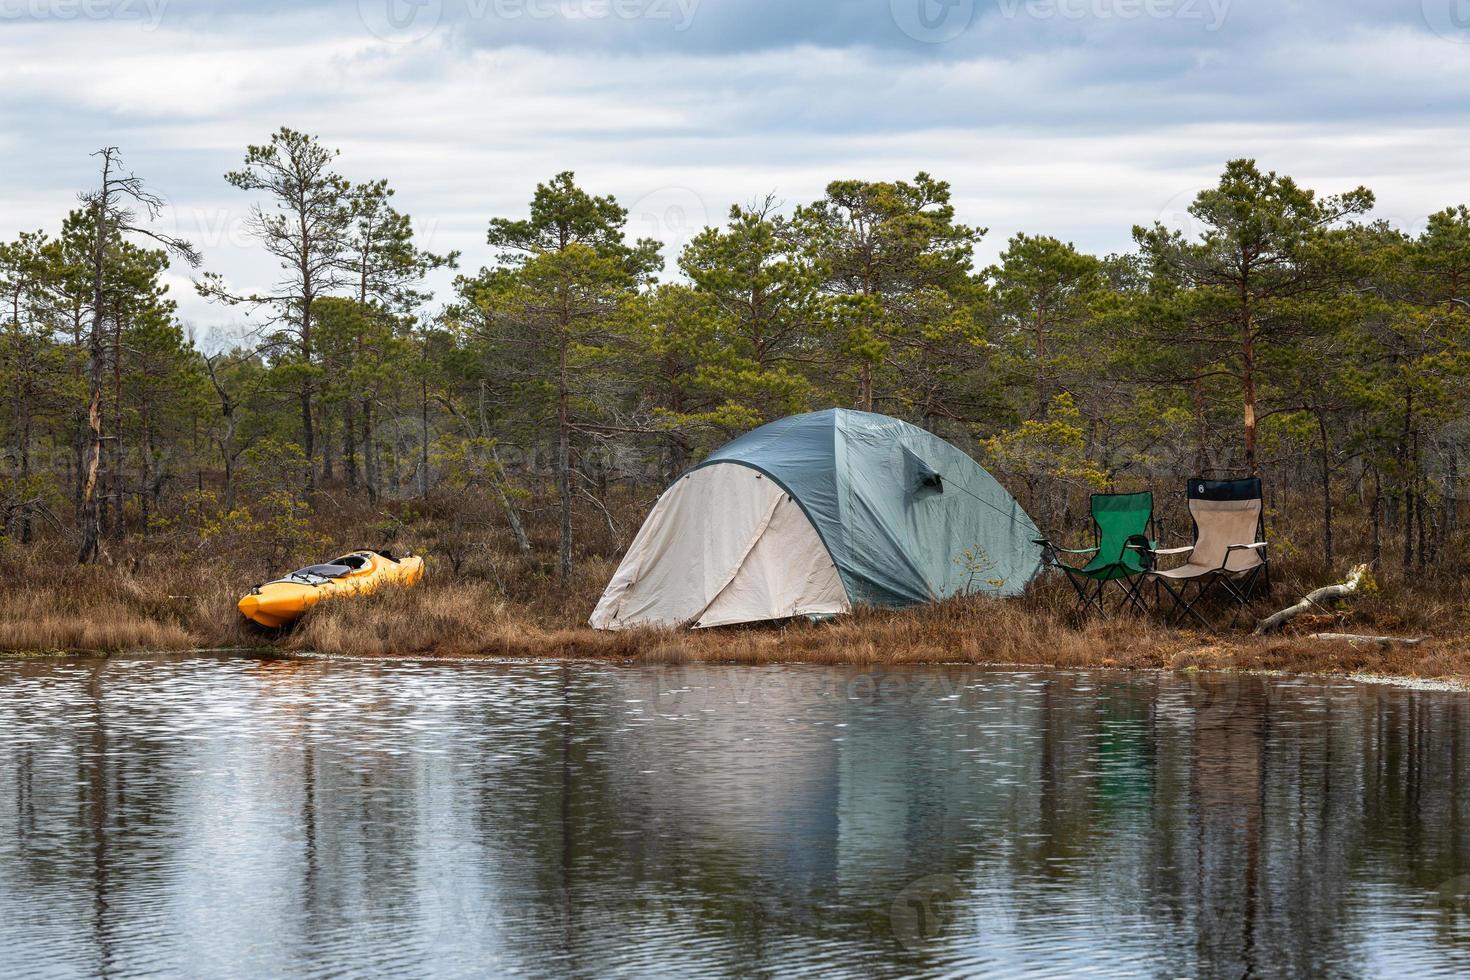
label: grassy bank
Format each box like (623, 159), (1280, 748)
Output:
(2, 495), (1467, 681)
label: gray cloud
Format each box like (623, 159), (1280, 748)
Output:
(3, 0), (1469, 337)
(128, 0), (1461, 55)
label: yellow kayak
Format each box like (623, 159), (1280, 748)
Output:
(238, 550), (426, 628)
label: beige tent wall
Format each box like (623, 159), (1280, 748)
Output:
(589, 463), (851, 630)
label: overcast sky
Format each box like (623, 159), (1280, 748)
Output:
(3, 0), (1468, 343)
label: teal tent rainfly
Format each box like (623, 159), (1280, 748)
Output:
(591, 409), (1044, 629)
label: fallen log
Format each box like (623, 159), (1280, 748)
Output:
(1307, 632), (1426, 649)
(1255, 564), (1370, 635)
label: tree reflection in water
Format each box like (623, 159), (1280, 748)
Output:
(0, 656), (1467, 978)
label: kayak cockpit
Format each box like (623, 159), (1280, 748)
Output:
(283, 554), (374, 586)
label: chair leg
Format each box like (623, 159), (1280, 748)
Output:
(1158, 576), (1215, 630)
(1059, 567), (1094, 617)
(1218, 566), (1264, 628)
(1219, 578), (1251, 628)
(1241, 564), (1267, 604)
(1118, 575), (1151, 617)
(1152, 576), (1187, 626)
(1063, 569), (1113, 619)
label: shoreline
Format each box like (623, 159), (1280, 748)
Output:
(7, 552), (1467, 688)
(6, 640), (1469, 692)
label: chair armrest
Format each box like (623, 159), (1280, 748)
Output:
(1226, 542), (1269, 553)
(1130, 541), (1190, 573)
(1034, 538), (1101, 572)
(1032, 538), (1099, 555)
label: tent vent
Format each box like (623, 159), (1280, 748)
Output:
(903, 447), (944, 498)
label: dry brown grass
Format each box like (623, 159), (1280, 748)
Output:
(2, 491), (1467, 682)
(0, 586), (196, 653)
(277, 577), (1470, 683)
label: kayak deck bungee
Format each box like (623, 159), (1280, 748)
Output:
(238, 550), (425, 628)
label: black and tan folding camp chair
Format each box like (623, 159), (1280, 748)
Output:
(1135, 477), (1270, 629)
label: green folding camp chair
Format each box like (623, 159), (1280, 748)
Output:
(1034, 491), (1155, 618)
(1133, 477), (1271, 630)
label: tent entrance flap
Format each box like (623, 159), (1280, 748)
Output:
(589, 463), (851, 630)
(694, 493), (850, 628)
(689, 488), (783, 627)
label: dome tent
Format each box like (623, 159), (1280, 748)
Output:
(590, 409), (1044, 630)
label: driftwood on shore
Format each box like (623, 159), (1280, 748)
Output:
(1307, 633), (1425, 649)
(1254, 564), (1369, 635)
(1255, 565), (1429, 649)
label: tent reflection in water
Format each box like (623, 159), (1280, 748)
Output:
(591, 409), (1045, 630)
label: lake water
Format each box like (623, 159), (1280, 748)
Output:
(1, 655), (1468, 978)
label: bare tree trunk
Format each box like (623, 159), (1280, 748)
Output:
(222, 449), (236, 512)
(1370, 465), (1382, 566)
(386, 436), (398, 496)
(5, 287), (33, 542)
(298, 291), (315, 492)
(1416, 431), (1428, 573)
(1401, 390), (1414, 571)
(1034, 306), (1049, 418)
(1192, 374), (1209, 474)
(1443, 453), (1459, 565)
(557, 329), (573, 584)
(494, 452), (531, 555)
(205, 355), (239, 513)
(71, 308), (86, 521)
(140, 400), (151, 535)
(109, 309), (124, 540)
(476, 381), (529, 555)
(363, 399), (378, 502)
(1317, 411), (1333, 566)
(73, 146), (196, 561)
(300, 386), (315, 492)
(16, 406), (33, 544)
(343, 399), (358, 492)
(321, 407), (335, 484)
(79, 153), (114, 565)
(420, 372), (430, 499)
(1240, 306), (1258, 475)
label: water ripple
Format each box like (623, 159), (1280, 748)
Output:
(1, 655), (1468, 978)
